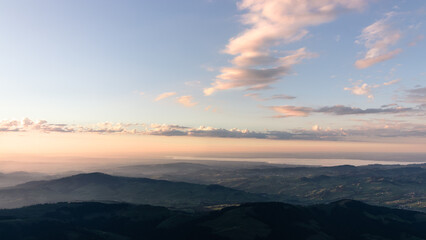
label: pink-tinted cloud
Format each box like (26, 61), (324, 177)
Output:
(177, 95), (198, 107)
(155, 92), (177, 101)
(0, 118), (72, 133)
(204, 0), (366, 95)
(269, 106), (313, 117)
(204, 48), (317, 95)
(355, 49), (402, 69)
(383, 79), (400, 86)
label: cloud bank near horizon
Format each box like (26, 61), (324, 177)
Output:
(2, 117), (425, 142)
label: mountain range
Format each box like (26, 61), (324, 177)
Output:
(109, 162), (426, 211)
(0, 199), (424, 240)
(0, 172), (267, 209)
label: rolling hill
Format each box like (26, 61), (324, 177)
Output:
(111, 162), (426, 211)
(0, 172), (267, 209)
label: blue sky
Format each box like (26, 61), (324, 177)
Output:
(0, 0), (425, 146)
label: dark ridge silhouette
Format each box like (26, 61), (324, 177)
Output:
(0, 200), (424, 240)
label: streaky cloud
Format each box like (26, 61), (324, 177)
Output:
(316, 105), (413, 115)
(355, 12), (402, 69)
(269, 104), (416, 117)
(405, 87), (426, 104)
(155, 92), (177, 101)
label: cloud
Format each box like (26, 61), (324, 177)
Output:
(0, 119), (21, 132)
(269, 106), (313, 117)
(244, 93), (264, 101)
(145, 124), (188, 136)
(204, 51), (310, 95)
(3, 118), (426, 141)
(205, 106), (218, 112)
(270, 94), (296, 100)
(146, 122), (426, 141)
(409, 35), (424, 47)
(335, 35), (341, 42)
(80, 122), (138, 134)
(344, 79), (400, 99)
(187, 126), (268, 139)
(383, 79), (400, 86)
(177, 95), (198, 107)
(204, 0), (366, 95)
(355, 49), (402, 69)
(355, 12), (402, 69)
(245, 93), (296, 101)
(315, 105), (413, 115)
(184, 80), (201, 87)
(381, 103), (398, 108)
(226, 0), (365, 56)
(342, 119), (426, 138)
(404, 87), (426, 104)
(0, 118), (73, 133)
(269, 104), (415, 117)
(344, 81), (379, 99)
(155, 92), (177, 101)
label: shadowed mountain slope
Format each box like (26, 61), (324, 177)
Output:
(112, 163), (426, 211)
(0, 200), (425, 240)
(0, 172), (267, 209)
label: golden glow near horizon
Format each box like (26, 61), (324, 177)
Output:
(2, 132), (425, 160)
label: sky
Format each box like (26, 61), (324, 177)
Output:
(1, 0), (426, 162)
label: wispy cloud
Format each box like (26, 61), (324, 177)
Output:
(177, 95), (198, 107)
(409, 35), (424, 47)
(184, 80), (201, 87)
(383, 79), (400, 86)
(204, 0), (366, 95)
(270, 94), (296, 100)
(316, 105), (413, 115)
(404, 87), (426, 104)
(244, 93), (264, 101)
(269, 104), (415, 117)
(155, 92), (177, 101)
(355, 12), (402, 69)
(246, 93), (297, 101)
